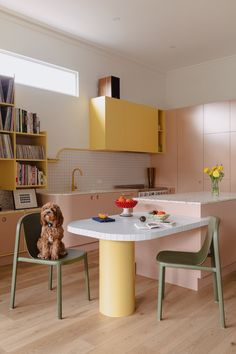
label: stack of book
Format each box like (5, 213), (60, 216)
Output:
(0, 134), (13, 158)
(15, 108), (40, 134)
(16, 144), (45, 159)
(16, 163), (45, 186)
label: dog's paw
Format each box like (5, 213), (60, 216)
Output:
(38, 253), (50, 260)
(51, 254), (59, 260)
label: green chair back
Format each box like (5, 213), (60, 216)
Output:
(21, 212), (41, 258)
(196, 216), (219, 265)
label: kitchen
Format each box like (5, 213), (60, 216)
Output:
(1, 1), (236, 353)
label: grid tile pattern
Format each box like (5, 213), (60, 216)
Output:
(47, 150), (151, 192)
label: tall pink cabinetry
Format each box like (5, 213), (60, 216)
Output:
(152, 100), (236, 193)
(176, 106), (203, 192)
(151, 106), (204, 192)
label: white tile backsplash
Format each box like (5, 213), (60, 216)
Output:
(47, 149), (151, 192)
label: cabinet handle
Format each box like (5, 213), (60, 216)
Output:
(2, 217), (6, 222)
(90, 195), (94, 200)
(96, 195), (99, 200)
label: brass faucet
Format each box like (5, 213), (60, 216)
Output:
(71, 168), (83, 191)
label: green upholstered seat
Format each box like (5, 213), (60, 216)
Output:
(156, 216), (226, 328)
(10, 212), (91, 319)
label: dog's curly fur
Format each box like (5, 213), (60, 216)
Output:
(37, 202), (67, 260)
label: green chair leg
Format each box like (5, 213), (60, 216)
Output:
(10, 221), (22, 309)
(210, 245), (219, 303)
(162, 266), (166, 300)
(215, 268), (225, 328)
(211, 259), (218, 303)
(214, 243), (226, 328)
(157, 264), (164, 320)
(10, 258), (18, 309)
(57, 264), (62, 319)
(48, 266), (53, 290)
(84, 254), (91, 301)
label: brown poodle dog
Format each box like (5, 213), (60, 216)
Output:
(37, 202), (67, 260)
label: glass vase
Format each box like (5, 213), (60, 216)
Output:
(211, 178), (219, 197)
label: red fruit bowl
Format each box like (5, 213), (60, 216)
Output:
(115, 200), (138, 215)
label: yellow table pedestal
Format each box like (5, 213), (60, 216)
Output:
(99, 239), (135, 317)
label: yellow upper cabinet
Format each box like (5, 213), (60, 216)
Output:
(90, 96), (159, 153)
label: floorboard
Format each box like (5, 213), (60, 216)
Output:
(0, 250), (236, 354)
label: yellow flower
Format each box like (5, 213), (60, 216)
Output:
(218, 165), (224, 171)
(204, 167), (210, 174)
(212, 170), (220, 178)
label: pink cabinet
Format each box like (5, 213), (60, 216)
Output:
(176, 105), (204, 192)
(151, 100), (235, 193)
(203, 133), (230, 191)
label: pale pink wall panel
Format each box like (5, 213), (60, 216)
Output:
(203, 133), (230, 178)
(230, 132), (236, 191)
(177, 105), (204, 192)
(204, 101), (230, 134)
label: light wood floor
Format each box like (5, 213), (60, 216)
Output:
(0, 250), (236, 354)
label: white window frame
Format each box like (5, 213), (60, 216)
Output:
(0, 49), (79, 97)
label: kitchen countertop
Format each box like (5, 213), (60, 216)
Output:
(135, 192), (236, 205)
(37, 188), (139, 196)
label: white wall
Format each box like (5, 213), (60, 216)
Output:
(0, 12), (166, 156)
(166, 54), (236, 108)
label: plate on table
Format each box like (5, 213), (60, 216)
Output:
(149, 213), (170, 222)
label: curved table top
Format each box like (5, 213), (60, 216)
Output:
(67, 212), (209, 242)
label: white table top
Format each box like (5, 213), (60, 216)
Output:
(67, 212), (209, 242)
(135, 192), (236, 205)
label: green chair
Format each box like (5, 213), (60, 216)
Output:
(10, 212), (91, 319)
(156, 216), (225, 328)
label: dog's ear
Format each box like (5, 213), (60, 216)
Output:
(40, 202), (49, 226)
(56, 205), (64, 226)
(40, 210), (47, 226)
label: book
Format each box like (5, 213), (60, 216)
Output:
(6, 78), (14, 103)
(0, 109), (3, 130)
(0, 81), (4, 102)
(4, 107), (13, 131)
(134, 221), (176, 230)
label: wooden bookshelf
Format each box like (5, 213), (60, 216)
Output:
(0, 75), (47, 190)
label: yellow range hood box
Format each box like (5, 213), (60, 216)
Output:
(89, 96), (159, 153)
